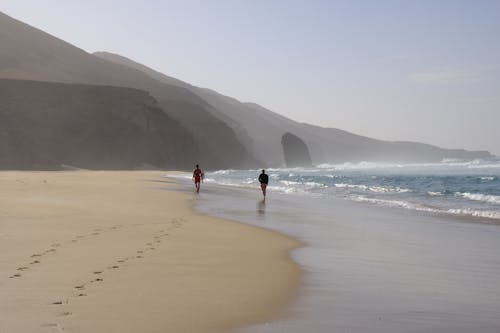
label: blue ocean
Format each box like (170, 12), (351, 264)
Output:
(204, 158), (500, 221)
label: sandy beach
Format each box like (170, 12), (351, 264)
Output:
(0, 171), (301, 333)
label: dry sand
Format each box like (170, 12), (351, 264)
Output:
(0, 171), (301, 333)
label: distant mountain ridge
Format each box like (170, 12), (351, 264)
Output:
(94, 52), (493, 164)
(0, 11), (493, 170)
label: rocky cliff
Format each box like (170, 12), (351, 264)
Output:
(281, 132), (313, 167)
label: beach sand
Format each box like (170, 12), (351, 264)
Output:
(0, 171), (301, 333)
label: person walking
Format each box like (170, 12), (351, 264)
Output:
(192, 164), (204, 193)
(258, 169), (269, 200)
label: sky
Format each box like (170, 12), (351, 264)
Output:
(1, 0), (499, 155)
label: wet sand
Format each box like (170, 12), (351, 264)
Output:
(194, 181), (500, 333)
(0, 171), (301, 333)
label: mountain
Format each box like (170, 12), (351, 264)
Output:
(0, 11), (256, 170)
(0, 79), (196, 170)
(95, 52), (493, 165)
(0, 11), (493, 170)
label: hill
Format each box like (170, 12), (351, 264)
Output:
(0, 11), (493, 169)
(0, 11), (256, 169)
(0, 79), (197, 170)
(95, 52), (493, 165)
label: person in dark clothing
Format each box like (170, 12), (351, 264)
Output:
(258, 169), (269, 200)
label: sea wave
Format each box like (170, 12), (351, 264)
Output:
(334, 183), (410, 193)
(352, 196), (500, 220)
(316, 159), (500, 171)
(193, 166), (500, 222)
(352, 196), (429, 210)
(446, 208), (500, 220)
(455, 192), (500, 205)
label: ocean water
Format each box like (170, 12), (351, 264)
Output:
(203, 159), (500, 221)
(167, 158), (500, 332)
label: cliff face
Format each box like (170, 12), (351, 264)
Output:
(0, 11), (257, 170)
(0, 79), (197, 170)
(281, 133), (313, 168)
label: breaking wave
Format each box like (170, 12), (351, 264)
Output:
(183, 158), (500, 222)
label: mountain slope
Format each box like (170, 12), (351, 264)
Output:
(1, 11), (493, 168)
(0, 11), (256, 169)
(95, 52), (493, 164)
(0, 79), (196, 170)
(94, 51), (257, 157)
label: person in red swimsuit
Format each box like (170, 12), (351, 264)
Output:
(192, 164), (204, 193)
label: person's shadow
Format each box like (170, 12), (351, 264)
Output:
(257, 199), (266, 216)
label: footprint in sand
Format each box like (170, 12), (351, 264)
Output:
(9, 273), (21, 278)
(136, 255), (143, 258)
(109, 265), (119, 269)
(74, 285), (85, 290)
(40, 323), (60, 329)
(92, 278), (103, 283)
(59, 311), (72, 317)
(93, 271), (103, 275)
(76, 293), (87, 297)
(117, 259), (126, 263)
(31, 253), (42, 258)
(52, 301), (64, 305)
(30, 260), (41, 265)
(137, 250), (143, 254)
(17, 266), (28, 271)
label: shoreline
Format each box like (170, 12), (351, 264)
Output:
(191, 177), (500, 332)
(0, 171), (302, 333)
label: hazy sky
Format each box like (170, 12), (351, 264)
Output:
(1, 0), (499, 155)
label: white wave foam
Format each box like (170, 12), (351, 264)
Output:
(446, 208), (500, 220)
(280, 180), (300, 186)
(304, 181), (327, 189)
(352, 196), (500, 220)
(427, 191), (443, 196)
(163, 173), (191, 179)
(455, 192), (500, 205)
(334, 183), (410, 193)
(352, 196), (426, 210)
(480, 176), (496, 180)
(317, 159), (500, 171)
(211, 169), (236, 175)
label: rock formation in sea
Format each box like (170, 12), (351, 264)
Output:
(281, 132), (313, 167)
